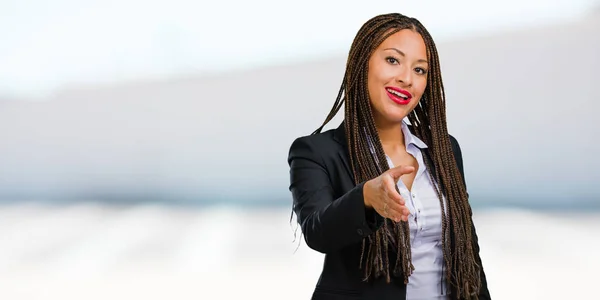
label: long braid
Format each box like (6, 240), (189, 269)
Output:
(313, 13), (481, 299)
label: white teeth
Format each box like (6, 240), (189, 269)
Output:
(387, 88), (408, 99)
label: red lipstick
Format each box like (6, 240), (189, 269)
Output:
(385, 87), (412, 105)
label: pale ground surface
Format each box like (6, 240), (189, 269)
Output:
(1, 203), (599, 300)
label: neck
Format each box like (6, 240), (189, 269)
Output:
(375, 118), (406, 153)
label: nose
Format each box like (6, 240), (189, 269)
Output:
(395, 65), (412, 87)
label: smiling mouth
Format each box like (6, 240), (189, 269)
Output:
(385, 87), (412, 105)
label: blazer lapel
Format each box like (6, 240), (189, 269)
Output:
(333, 122), (459, 185)
(406, 124), (440, 180)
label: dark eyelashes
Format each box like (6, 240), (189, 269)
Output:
(386, 56), (428, 75)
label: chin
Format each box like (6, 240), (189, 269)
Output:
(382, 106), (411, 122)
(377, 114), (408, 125)
(371, 99), (417, 124)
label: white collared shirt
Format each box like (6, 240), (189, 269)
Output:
(385, 121), (448, 299)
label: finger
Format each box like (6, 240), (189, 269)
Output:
(387, 165), (415, 181)
(402, 207), (410, 222)
(382, 177), (404, 205)
(381, 207), (403, 223)
(382, 200), (406, 222)
(379, 201), (393, 220)
(384, 202), (411, 223)
(384, 207), (402, 222)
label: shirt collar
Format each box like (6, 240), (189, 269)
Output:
(401, 119), (428, 149)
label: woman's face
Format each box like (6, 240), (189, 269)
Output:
(367, 29), (429, 126)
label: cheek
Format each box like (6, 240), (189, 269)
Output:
(414, 79), (428, 99)
(367, 71), (383, 99)
(368, 68), (394, 99)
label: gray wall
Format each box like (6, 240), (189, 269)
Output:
(0, 13), (598, 208)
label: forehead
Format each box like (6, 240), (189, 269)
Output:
(376, 29), (427, 58)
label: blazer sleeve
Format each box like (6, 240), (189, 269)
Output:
(450, 135), (491, 300)
(287, 136), (384, 254)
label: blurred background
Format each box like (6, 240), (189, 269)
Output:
(1, 0), (599, 299)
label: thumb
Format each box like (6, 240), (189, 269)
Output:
(387, 165), (415, 181)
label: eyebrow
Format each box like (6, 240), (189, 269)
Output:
(384, 48), (428, 64)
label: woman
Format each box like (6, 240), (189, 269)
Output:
(287, 13), (491, 300)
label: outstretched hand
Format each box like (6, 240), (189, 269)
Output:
(363, 165), (413, 222)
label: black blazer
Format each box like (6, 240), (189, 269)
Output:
(287, 122), (491, 300)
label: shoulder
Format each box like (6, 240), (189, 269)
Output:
(287, 128), (340, 165)
(448, 134), (462, 156)
(447, 133), (467, 180)
(447, 133), (464, 162)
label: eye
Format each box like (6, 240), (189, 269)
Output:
(415, 67), (428, 75)
(385, 56), (399, 65)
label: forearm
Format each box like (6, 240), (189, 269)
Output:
(297, 182), (383, 253)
